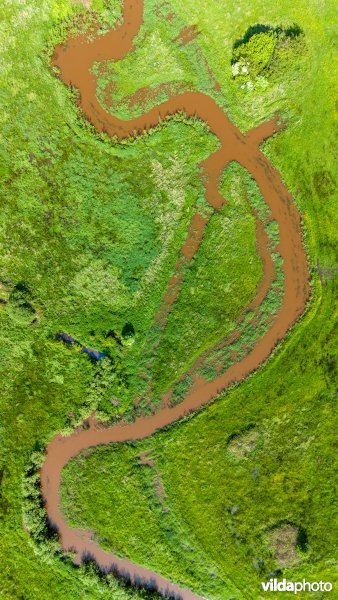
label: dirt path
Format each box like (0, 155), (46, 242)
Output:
(41, 1), (310, 598)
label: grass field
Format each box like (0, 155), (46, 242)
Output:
(0, 0), (336, 598)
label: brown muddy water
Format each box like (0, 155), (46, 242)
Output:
(41, 1), (310, 598)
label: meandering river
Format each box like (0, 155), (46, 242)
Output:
(41, 2), (309, 597)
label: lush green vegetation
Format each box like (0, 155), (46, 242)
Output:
(0, 0), (336, 599)
(62, 306), (336, 597)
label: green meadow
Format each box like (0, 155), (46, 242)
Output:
(0, 0), (336, 598)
